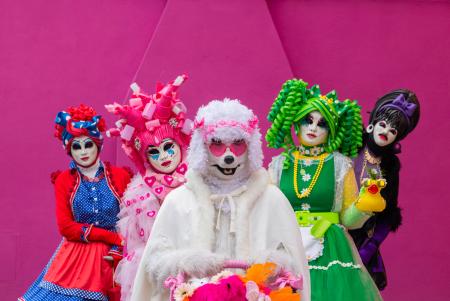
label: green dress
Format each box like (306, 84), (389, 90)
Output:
(273, 152), (382, 301)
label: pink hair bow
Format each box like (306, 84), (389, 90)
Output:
(193, 118), (204, 129)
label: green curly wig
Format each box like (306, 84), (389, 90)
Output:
(266, 79), (363, 168)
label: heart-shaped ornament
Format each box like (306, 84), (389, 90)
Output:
(144, 176), (156, 187)
(164, 175), (174, 185)
(154, 186), (163, 194)
(176, 163), (187, 175)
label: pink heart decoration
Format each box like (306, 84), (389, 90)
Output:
(136, 208), (142, 214)
(144, 176), (156, 187)
(176, 163), (187, 175)
(154, 186), (163, 194)
(164, 175), (174, 185)
(139, 228), (145, 237)
(147, 210), (156, 217)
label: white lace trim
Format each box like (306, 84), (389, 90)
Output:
(268, 155), (284, 186)
(309, 260), (361, 271)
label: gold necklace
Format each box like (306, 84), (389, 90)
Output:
(293, 151), (327, 199)
(364, 148), (381, 165)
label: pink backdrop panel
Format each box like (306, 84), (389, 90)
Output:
(116, 0), (293, 168)
(1, 0), (449, 300)
(0, 0), (166, 298)
(268, 1), (450, 299)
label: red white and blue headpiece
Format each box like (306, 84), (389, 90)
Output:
(54, 104), (106, 150)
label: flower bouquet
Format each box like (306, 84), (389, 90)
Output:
(164, 260), (302, 301)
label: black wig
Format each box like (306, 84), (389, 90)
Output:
(369, 89), (420, 141)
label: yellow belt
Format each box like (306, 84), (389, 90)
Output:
(295, 211), (340, 238)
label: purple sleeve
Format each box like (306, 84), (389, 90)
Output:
(359, 221), (391, 265)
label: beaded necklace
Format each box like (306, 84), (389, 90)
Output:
(293, 151), (328, 199)
(359, 148), (382, 185)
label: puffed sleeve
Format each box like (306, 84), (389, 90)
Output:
(340, 168), (371, 229)
(54, 171), (85, 241)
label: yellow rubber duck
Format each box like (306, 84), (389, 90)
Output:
(355, 169), (387, 212)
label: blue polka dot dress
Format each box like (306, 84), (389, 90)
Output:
(19, 162), (123, 301)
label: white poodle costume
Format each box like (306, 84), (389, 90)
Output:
(131, 99), (310, 301)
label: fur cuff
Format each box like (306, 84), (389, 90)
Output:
(147, 248), (226, 286)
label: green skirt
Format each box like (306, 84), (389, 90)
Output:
(308, 225), (382, 301)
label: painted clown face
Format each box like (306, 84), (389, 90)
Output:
(298, 111), (329, 146)
(371, 120), (398, 147)
(207, 137), (248, 180)
(146, 138), (182, 174)
(70, 135), (99, 167)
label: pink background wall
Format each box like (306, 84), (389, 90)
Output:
(1, 0), (448, 300)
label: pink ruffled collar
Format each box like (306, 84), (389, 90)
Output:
(142, 161), (188, 202)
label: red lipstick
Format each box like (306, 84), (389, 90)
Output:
(378, 134), (387, 141)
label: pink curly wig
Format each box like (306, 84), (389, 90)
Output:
(106, 75), (192, 174)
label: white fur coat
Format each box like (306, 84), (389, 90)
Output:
(130, 168), (310, 301)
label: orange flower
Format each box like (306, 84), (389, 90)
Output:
(242, 263), (276, 286)
(269, 287), (301, 301)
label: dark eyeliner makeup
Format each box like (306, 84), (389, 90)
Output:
(163, 143), (174, 151)
(148, 149), (160, 155)
(300, 115), (313, 125)
(317, 118), (328, 129)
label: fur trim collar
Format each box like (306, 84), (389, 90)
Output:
(185, 168), (269, 257)
(185, 168), (269, 205)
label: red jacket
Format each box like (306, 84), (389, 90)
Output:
(53, 162), (132, 245)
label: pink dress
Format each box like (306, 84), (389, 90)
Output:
(114, 162), (188, 301)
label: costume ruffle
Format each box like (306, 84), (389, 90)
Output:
(114, 174), (161, 300)
(20, 240), (112, 301)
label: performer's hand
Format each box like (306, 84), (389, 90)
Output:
(104, 249), (123, 269)
(181, 251), (226, 278)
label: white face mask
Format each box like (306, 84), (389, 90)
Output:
(70, 136), (99, 167)
(206, 138), (248, 180)
(298, 111), (329, 146)
(371, 120), (398, 147)
(146, 138), (182, 174)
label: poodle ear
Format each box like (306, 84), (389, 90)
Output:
(187, 130), (208, 172)
(247, 129), (263, 171)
